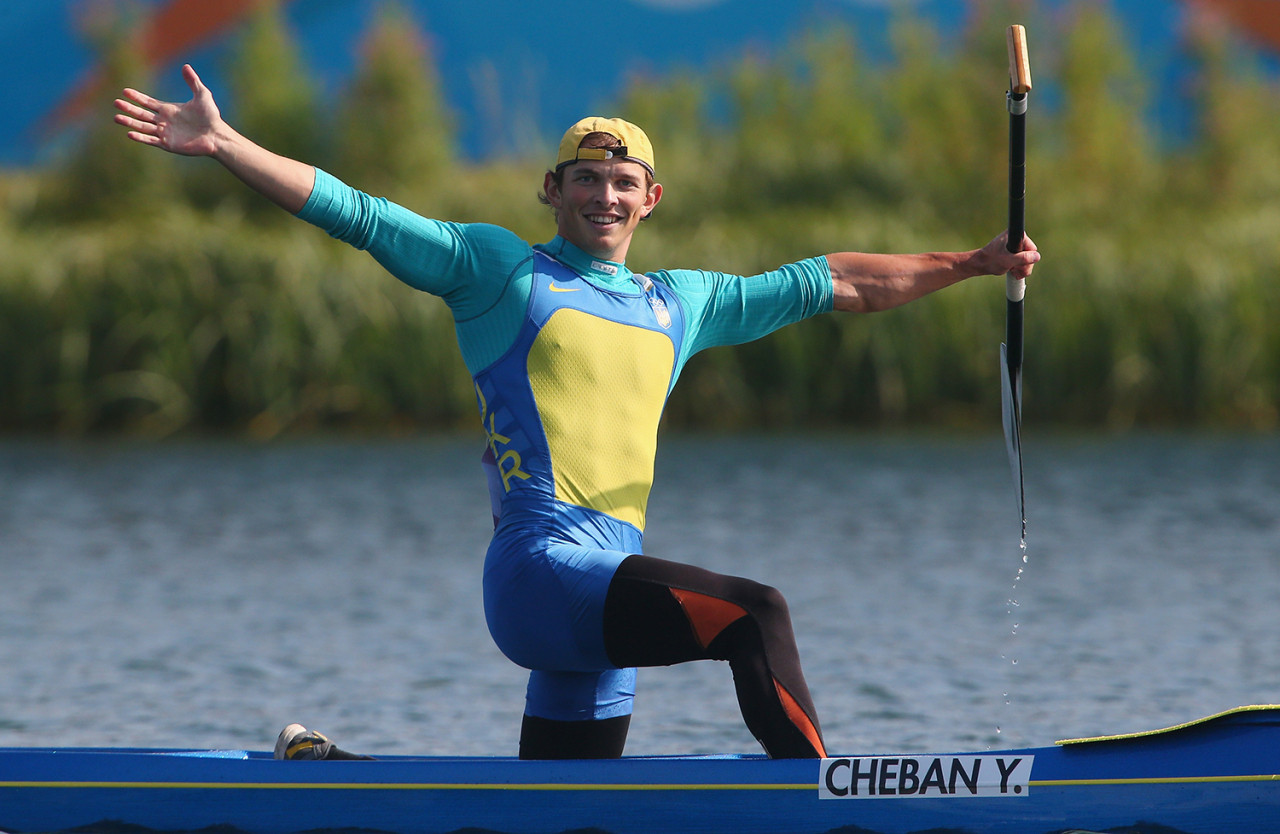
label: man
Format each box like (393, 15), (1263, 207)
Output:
(115, 65), (1039, 760)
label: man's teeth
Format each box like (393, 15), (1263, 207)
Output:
(588, 215), (619, 225)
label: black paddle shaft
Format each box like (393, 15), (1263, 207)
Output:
(1005, 91), (1027, 376)
(1002, 24), (1031, 529)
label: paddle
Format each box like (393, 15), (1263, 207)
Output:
(1001, 24), (1031, 533)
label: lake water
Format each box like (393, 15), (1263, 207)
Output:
(1, 432), (1277, 759)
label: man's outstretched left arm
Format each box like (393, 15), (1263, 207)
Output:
(828, 232), (1039, 314)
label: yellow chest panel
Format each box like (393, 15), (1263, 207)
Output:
(526, 309), (675, 531)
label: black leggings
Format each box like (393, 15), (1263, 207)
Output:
(518, 554), (825, 760)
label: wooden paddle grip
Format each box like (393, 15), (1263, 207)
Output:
(1007, 25), (1032, 95)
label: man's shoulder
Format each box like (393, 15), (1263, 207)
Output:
(643, 267), (726, 290)
(448, 222), (536, 269)
(450, 220), (530, 246)
(649, 257), (832, 289)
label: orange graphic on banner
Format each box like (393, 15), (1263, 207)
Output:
(48, 0), (298, 132)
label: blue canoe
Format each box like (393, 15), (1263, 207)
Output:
(2, 705), (1279, 834)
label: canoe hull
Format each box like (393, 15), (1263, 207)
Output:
(3, 706), (1280, 834)
(1, 778), (1276, 834)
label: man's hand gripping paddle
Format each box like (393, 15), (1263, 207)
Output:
(1001, 25), (1031, 533)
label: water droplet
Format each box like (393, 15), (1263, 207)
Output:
(997, 532), (1031, 741)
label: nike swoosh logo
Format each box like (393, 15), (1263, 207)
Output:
(548, 282), (580, 293)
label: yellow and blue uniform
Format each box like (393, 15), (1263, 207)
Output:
(298, 169), (832, 750)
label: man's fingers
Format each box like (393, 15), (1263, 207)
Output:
(114, 98), (155, 123)
(114, 112), (155, 134)
(119, 87), (164, 112)
(1012, 250), (1039, 280)
(182, 64), (203, 95)
(125, 130), (163, 148)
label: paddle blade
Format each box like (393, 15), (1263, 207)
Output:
(1000, 342), (1024, 524)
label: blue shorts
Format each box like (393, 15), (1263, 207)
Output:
(482, 529), (639, 721)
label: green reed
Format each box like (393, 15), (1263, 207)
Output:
(2, 1), (1278, 435)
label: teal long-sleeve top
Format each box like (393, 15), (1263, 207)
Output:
(296, 168), (834, 385)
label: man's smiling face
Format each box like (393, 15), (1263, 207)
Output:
(544, 159), (662, 263)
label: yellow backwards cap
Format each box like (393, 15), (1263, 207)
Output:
(555, 117), (655, 175)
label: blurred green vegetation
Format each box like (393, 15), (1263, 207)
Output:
(2, 1), (1278, 437)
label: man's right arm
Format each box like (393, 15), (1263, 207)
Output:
(209, 126), (315, 215)
(115, 64), (315, 213)
(116, 64), (535, 371)
(116, 64), (513, 303)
